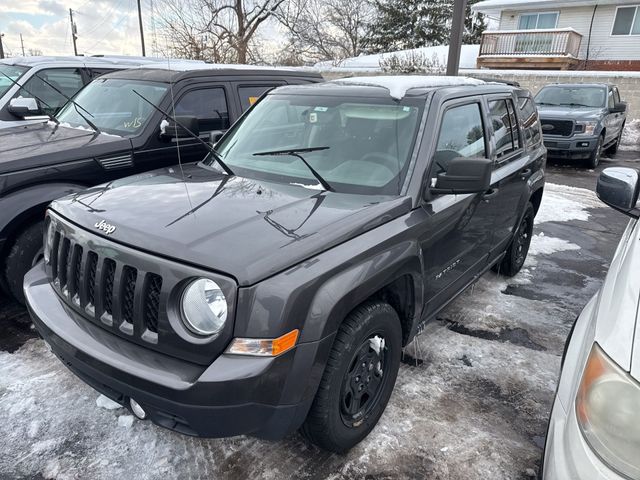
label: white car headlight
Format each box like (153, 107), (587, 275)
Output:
(576, 121), (598, 136)
(43, 219), (55, 264)
(180, 278), (227, 336)
(576, 343), (640, 478)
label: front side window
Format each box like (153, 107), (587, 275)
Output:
(489, 99), (520, 159)
(56, 78), (168, 136)
(15, 68), (83, 116)
(238, 85), (281, 111)
(613, 88), (621, 104)
(612, 6), (640, 35)
(518, 12), (559, 29)
(209, 94), (424, 195)
(174, 88), (229, 131)
(608, 89), (616, 109)
(535, 86), (607, 108)
(0, 64), (29, 99)
(432, 103), (486, 175)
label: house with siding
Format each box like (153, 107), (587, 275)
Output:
(472, 0), (640, 70)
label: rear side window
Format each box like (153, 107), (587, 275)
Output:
(175, 87), (230, 131)
(238, 85), (281, 111)
(518, 96), (542, 148)
(433, 103), (486, 175)
(489, 99), (521, 159)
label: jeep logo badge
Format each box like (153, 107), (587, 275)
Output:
(94, 220), (116, 235)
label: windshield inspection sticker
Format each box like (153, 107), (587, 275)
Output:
(309, 112), (318, 123)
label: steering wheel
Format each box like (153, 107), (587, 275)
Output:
(360, 152), (400, 172)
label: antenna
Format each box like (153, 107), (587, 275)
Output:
(69, 9), (78, 56)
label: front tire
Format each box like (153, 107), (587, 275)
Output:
(300, 301), (402, 453)
(497, 203), (534, 277)
(587, 135), (603, 169)
(5, 221), (44, 304)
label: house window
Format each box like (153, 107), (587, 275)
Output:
(518, 12), (559, 29)
(612, 6), (640, 35)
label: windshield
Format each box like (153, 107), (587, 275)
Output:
(0, 64), (29, 98)
(535, 86), (606, 108)
(56, 78), (168, 136)
(208, 94), (424, 195)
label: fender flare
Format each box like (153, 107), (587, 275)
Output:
(0, 182), (88, 246)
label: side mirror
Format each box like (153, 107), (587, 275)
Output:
(596, 167), (640, 218)
(210, 131), (224, 146)
(610, 102), (627, 114)
(430, 157), (492, 195)
(160, 115), (199, 140)
(8, 97), (40, 117)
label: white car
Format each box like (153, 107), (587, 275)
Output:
(543, 166), (640, 479)
(0, 56), (203, 129)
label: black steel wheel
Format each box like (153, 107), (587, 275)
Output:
(301, 301), (402, 453)
(498, 203), (534, 277)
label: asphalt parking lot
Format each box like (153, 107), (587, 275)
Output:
(1, 151), (639, 480)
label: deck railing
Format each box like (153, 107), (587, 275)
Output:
(479, 29), (583, 57)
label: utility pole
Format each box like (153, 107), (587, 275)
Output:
(137, 0), (146, 56)
(20, 34), (25, 56)
(0, 33), (4, 60)
(447, 0), (468, 76)
(69, 8), (78, 56)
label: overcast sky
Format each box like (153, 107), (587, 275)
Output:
(0, 0), (285, 59)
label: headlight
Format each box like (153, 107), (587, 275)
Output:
(180, 278), (227, 336)
(576, 343), (640, 478)
(43, 219), (55, 264)
(576, 121), (598, 136)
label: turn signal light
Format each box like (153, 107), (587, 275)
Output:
(226, 329), (299, 357)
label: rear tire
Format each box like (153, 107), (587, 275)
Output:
(587, 135), (603, 169)
(300, 301), (402, 453)
(5, 221), (44, 304)
(497, 203), (534, 277)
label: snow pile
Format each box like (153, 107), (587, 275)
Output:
(620, 119), (640, 152)
(315, 45), (480, 72)
(534, 182), (602, 224)
(96, 394), (122, 410)
(528, 232), (580, 257)
(332, 76), (485, 100)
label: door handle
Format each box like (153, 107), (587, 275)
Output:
(482, 188), (499, 201)
(520, 168), (532, 177)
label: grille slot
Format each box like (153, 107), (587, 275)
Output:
(86, 252), (98, 307)
(102, 258), (116, 316)
(143, 273), (162, 333)
(121, 266), (137, 325)
(50, 231), (61, 280)
(58, 238), (71, 287)
(540, 119), (573, 137)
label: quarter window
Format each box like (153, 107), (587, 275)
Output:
(612, 6), (640, 35)
(518, 12), (559, 29)
(489, 99), (521, 159)
(174, 88), (230, 131)
(433, 103), (486, 175)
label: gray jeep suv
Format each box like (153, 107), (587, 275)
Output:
(535, 83), (627, 168)
(25, 76), (546, 452)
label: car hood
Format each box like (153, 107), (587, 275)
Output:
(50, 163), (412, 286)
(0, 121), (130, 173)
(536, 105), (603, 120)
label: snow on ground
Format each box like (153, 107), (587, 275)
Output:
(0, 175), (627, 479)
(621, 119), (640, 152)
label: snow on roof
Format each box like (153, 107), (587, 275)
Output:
(315, 45), (480, 72)
(0, 56), (191, 67)
(137, 61), (307, 72)
(472, 0), (638, 13)
(330, 76), (486, 100)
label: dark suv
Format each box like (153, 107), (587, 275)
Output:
(0, 65), (321, 302)
(535, 83), (627, 168)
(25, 76), (546, 452)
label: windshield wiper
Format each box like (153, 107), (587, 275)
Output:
(253, 147), (332, 192)
(132, 89), (234, 176)
(536, 102), (559, 106)
(0, 71), (59, 127)
(559, 102), (591, 108)
(71, 103), (101, 134)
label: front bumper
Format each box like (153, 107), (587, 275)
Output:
(25, 263), (333, 439)
(543, 135), (599, 160)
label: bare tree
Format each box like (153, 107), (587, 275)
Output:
(277, 0), (373, 64)
(156, 0), (283, 63)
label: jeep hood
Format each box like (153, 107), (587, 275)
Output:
(537, 105), (603, 120)
(0, 121), (130, 173)
(50, 163), (411, 286)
